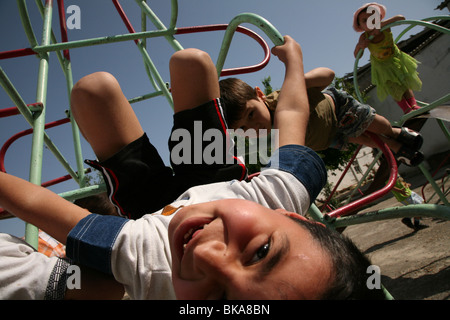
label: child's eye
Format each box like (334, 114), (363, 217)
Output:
(249, 240), (271, 264)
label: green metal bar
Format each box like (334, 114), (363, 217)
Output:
(395, 93), (450, 126)
(308, 203), (324, 221)
(394, 94), (450, 206)
(426, 174), (450, 204)
(128, 90), (165, 104)
(343, 150), (383, 205)
(331, 204), (450, 229)
(25, 0), (54, 248)
(437, 118), (450, 143)
(0, 67), (80, 183)
(36, 0), (88, 189)
(135, 0), (163, 91)
(16, 0), (39, 49)
(30, 28), (176, 109)
(66, 69), (87, 188)
(394, 16), (449, 43)
(353, 49), (365, 102)
(307, 204), (328, 226)
(135, 0), (183, 52)
(58, 183), (107, 202)
(137, 41), (174, 108)
(141, 0), (147, 48)
(132, 0), (181, 106)
(0, 67), (35, 125)
(418, 163), (449, 205)
(168, 0), (178, 30)
(216, 13), (284, 76)
(4, 3), (81, 185)
(32, 28), (177, 53)
(387, 17), (450, 38)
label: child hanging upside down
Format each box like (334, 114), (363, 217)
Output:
(0, 36), (386, 300)
(219, 67), (424, 167)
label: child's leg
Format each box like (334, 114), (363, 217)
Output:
(349, 132), (400, 152)
(396, 99), (414, 114)
(364, 114), (402, 152)
(71, 72), (173, 219)
(169, 48), (220, 114)
(366, 114), (399, 139)
(396, 90), (420, 114)
(404, 89), (420, 111)
(71, 72), (144, 161)
(364, 114), (423, 151)
(168, 49), (247, 184)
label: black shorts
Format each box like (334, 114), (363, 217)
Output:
(86, 99), (247, 219)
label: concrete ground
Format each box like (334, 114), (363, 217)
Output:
(341, 173), (449, 300)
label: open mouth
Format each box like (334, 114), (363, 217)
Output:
(183, 224), (208, 251)
(174, 217), (214, 261)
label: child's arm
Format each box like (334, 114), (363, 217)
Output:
(0, 171), (89, 244)
(305, 67), (335, 90)
(354, 14), (406, 57)
(64, 265), (125, 300)
(354, 33), (369, 58)
(271, 35), (308, 147)
(381, 15), (405, 30)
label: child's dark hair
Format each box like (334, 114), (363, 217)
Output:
(219, 78), (258, 128)
(291, 217), (387, 300)
(74, 192), (117, 215)
(355, 5), (371, 30)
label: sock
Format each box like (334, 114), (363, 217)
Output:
(396, 99), (413, 114)
(406, 97), (420, 110)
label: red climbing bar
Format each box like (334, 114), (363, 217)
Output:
(0, 48), (37, 60)
(0, 102), (43, 118)
(326, 132), (398, 219)
(56, 0), (71, 61)
(0, 118), (70, 172)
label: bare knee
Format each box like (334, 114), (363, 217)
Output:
(71, 72), (120, 110)
(169, 49), (214, 74)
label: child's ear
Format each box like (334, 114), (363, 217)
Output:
(255, 87), (266, 101)
(275, 208), (309, 221)
(276, 208), (326, 227)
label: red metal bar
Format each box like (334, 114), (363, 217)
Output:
(111, 0), (270, 77)
(0, 107), (24, 118)
(176, 24), (271, 76)
(56, 0), (71, 61)
(112, 0), (139, 44)
(0, 118), (70, 172)
(0, 48), (37, 60)
(0, 117), (75, 220)
(320, 144), (363, 211)
(0, 102), (43, 118)
(326, 132), (398, 219)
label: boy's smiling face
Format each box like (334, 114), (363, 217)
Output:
(168, 199), (332, 299)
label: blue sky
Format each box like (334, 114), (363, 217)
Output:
(0, 0), (445, 237)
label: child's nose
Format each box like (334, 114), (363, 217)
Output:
(193, 240), (235, 281)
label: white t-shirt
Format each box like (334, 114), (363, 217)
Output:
(0, 233), (70, 299)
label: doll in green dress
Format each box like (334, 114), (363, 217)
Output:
(353, 2), (422, 114)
